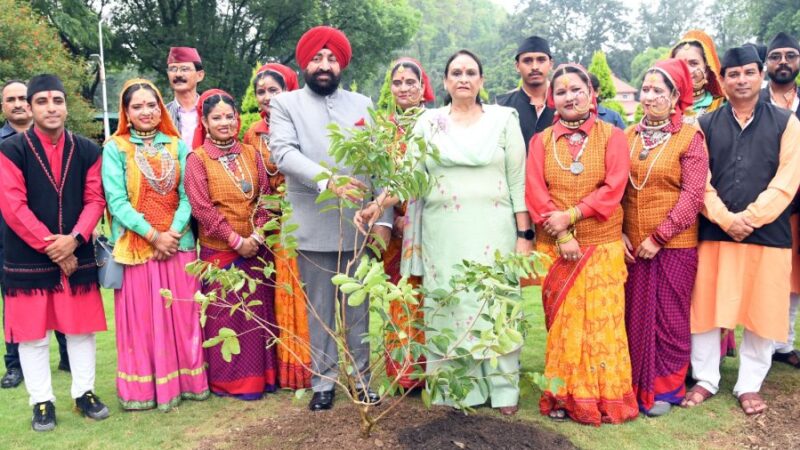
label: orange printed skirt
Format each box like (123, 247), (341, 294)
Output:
(383, 234), (425, 389)
(274, 244), (312, 390)
(537, 240), (638, 426)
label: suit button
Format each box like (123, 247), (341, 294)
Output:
(735, 179), (740, 183)
(736, 156), (742, 161)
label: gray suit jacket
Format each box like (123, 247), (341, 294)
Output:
(270, 86), (392, 251)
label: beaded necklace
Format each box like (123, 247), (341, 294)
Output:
(628, 128), (672, 191)
(206, 140), (255, 199)
(131, 131), (176, 195)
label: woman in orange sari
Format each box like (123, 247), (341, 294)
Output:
(525, 63), (638, 425)
(380, 57), (434, 390)
(241, 64), (311, 390)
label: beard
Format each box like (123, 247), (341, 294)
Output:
(769, 65), (800, 85)
(304, 69), (341, 97)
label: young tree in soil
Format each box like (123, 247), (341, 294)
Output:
(166, 106), (553, 437)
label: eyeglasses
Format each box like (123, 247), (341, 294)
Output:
(767, 52), (800, 63)
(167, 66), (195, 74)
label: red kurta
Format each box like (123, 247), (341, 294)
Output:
(0, 127), (106, 342)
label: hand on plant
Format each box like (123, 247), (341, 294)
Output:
(328, 175), (367, 202)
(622, 233), (635, 263)
(354, 202), (382, 233)
(369, 225), (392, 251)
(237, 237), (259, 258)
(541, 210), (571, 236)
(44, 234), (78, 263)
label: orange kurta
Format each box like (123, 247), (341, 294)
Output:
(243, 123), (312, 389)
(692, 116), (800, 341)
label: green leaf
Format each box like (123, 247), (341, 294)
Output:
(294, 388), (307, 400)
(421, 389), (432, 408)
(347, 289), (367, 307)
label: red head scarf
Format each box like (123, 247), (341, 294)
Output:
(256, 63), (300, 93)
(167, 47), (202, 65)
(393, 57), (435, 103)
(650, 59), (694, 115)
(671, 30), (724, 98)
(191, 89), (240, 150)
(114, 78), (180, 138)
(295, 26), (352, 70)
(546, 63), (598, 117)
(252, 63), (300, 134)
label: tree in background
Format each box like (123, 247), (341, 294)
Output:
(29, 0), (128, 102)
(636, 0), (691, 49)
(239, 65), (262, 138)
(108, 0), (419, 102)
(512, 0), (629, 66)
(0, 0), (98, 136)
(629, 47), (670, 88)
(588, 51), (616, 101)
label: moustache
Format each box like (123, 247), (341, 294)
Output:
(313, 70), (335, 78)
(172, 77), (187, 83)
(777, 64), (792, 72)
(11, 108), (26, 114)
(528, 71), (543, 77)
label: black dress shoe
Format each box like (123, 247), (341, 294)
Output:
(31, 401), (56, 432)
(75, 391), (110, 420)
(308, 390), (335, 411)
(354, 388), (381, 406)
(1, 368), (23, 389)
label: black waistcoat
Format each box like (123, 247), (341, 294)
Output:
(0, 129), (100, 294)
(698, 102), (793, 248)
(496, 88), (555, 149)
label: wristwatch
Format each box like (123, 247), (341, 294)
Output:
(516, 229), (534, 241)
(71, 231), (86, 246)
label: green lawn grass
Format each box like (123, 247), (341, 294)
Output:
(0, 287), (796, 449)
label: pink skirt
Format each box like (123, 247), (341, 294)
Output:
(115, 251), (209, 410)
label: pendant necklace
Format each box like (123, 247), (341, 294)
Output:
(628, 131), (672, 191)
(552, 131), (589, 175)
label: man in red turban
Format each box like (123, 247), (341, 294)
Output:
(270, 25), (390, 412)
(295, 26), (352, 71)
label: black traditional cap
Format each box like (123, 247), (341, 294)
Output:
(27, 74), (65, 102)
(768, 32), (800, 53)
(721, 46), (762, 75)
(742, 43), (767, 65)
(515, 36), (551, 60)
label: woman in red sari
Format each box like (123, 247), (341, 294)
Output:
(185, 89), (278, 399)
(380, 57), (435, 390)
(241, 64), (312, 390)
(525, 63), (637, 425)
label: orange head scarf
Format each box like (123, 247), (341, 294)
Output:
(191, 89), (240, 150)
(295, 26), (352, 70)
(256, 63), (299, 93)
(547, 63), (598, 118)
(114, 78), (180, 138)
(671, 30), (724, 98)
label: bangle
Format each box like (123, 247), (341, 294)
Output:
(568, 207), (577, 226)
(250, 232), (264, 245)
(232, 235), (244, 251)
(555, 232), (574, 245)
(150, 230), (160, 244)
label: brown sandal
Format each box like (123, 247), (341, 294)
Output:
(680, 385), (713, 408)
(738, 392), (767, 416)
